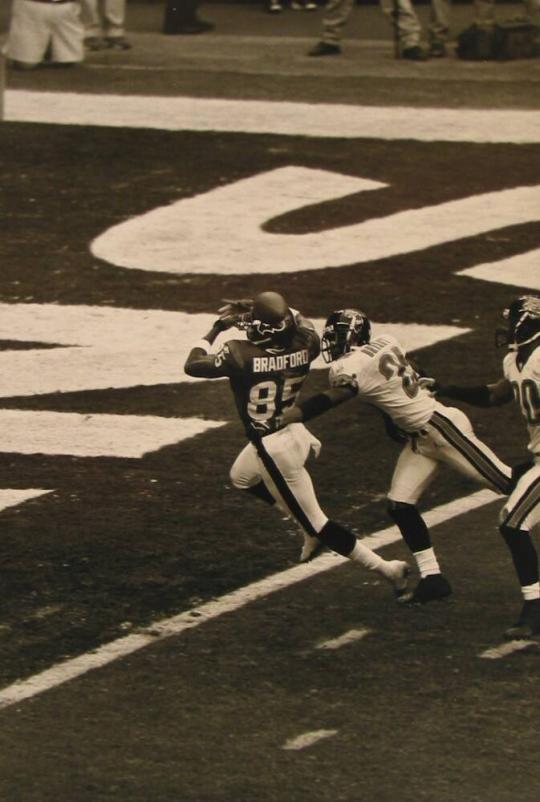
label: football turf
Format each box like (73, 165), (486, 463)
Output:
(0, 3), (539, 800)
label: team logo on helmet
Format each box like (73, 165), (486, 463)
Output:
(242, 313), (294, 349)
(235, 291), (295, 351)
(496, 295), (540, 350)
(321, 308), (371, 363)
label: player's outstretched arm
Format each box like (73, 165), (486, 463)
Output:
(420, 376), (514, 407)
(281, 384), (357, 426)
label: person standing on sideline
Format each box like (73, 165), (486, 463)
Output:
(163, 0), (214, 35)
(277, 307), (513, 607)
(6, 0), (84, 69)
(307, 0), (451, 60)
(81, 0), (131, 50)
(184, 293), (410, 597)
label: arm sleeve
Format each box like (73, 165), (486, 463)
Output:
(299, 385), (357, 422)
(436, 384), (492, 407)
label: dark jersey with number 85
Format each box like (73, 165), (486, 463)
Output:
(187, 325), (320, 439)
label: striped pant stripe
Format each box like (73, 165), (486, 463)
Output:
(253, 436), (319, 537)
(504, 474), (540, 529)
(430, 410), (510, 493)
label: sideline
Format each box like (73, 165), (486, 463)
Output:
(0, 489), (499, 710)
(5, 91), (540, 142)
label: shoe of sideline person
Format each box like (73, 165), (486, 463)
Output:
(308, 41), (341, 56)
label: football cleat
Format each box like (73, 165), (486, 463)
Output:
(504, 599), (540, 640)
(397, 573), (452, 605)
(299, 535), (326, 563)
(385, 560), (411, 598)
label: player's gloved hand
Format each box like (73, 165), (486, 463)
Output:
(280, 406), (303, 426)
(218, 298), (254, 316)
(417, 377), (440, 396)
(213, 314), (239, 333)
(249, 416), (283, 438)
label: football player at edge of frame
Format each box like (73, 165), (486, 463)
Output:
(183, 291), (410, 599)
(422, 295), (540, 640)
(277, 306), (517, 619)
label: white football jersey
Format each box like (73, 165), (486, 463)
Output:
(328, 334), (436, 432)
(503, 346), (540, 456)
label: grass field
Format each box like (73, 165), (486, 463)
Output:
(0, 2), (540, 800)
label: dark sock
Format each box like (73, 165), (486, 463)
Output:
(318, 520), (356, 557)
(500, 525), (539, 587)
(388, 501), (431, 553)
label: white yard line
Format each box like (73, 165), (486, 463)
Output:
(5, 92), (540, 143)
(316, 628), (372, 650)
(282, 729), (338, 751)
(479, 640), (538, 659)
(0, 489), (52, 514)
(0, 489), (499, 710)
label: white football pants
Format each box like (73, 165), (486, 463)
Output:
(388, 405), (511, 505)
(501, 460), (540, 532)
(229, 423), (328, 536)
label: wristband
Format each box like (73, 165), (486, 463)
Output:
(298, 394), (333, 422)
(191, 339), (211, 354)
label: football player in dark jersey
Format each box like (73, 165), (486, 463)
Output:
(184, 291), (410, 597)
(423, 295), (540, 639)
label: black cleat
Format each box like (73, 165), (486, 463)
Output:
(299, 536), (326, 563)
(397, 573), (452, 605)
(504, 599), (540, 640)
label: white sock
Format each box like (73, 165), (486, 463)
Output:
(349, 541), (387, 574)
(521, 581), (540, 601)
(413, 547), (441, 578)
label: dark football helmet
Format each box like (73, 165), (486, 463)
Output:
(321, 308), (371, 363)
(496, 295), (540, 350)
(239, 291), (295, 350)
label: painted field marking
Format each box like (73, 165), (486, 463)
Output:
(479, 640), (538, 659)
(90, 164), (540, 277)
(282, 729), (338, 751)
(457, 248), (540, 292)
(0, 489), (500, 710)
(0, 410), (225, 458)
(5, 91), (540, 143)
(316, 628), (372, 651)
(0, 489), (53, 514)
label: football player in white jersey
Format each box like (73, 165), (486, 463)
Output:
(184, 293), (410, 599)
(278, 308), (512, 606)
(427, 296), (540, 638)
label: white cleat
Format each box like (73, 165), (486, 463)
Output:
(299, 535), (326, 563)
(385, 560), (411, 598)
